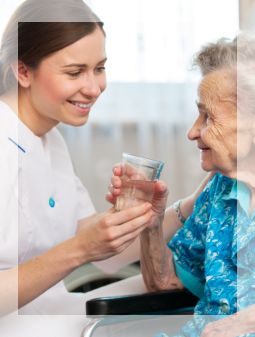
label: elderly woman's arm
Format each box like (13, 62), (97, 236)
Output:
(140, 172), (215, 292)
(139, 210), (185, 292)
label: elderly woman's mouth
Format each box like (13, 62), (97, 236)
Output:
(198, 146), (210, 152)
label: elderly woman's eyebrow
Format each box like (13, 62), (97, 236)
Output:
(195, 101), (210, 112)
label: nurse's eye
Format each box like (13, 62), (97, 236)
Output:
(68, 72), (82, 77)
(95, 67), (105, 74)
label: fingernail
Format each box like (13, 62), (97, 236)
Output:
(161, 182), (167, 191)
(146, 203), (152, 210)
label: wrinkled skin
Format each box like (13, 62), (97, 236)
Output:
(187, 71), (238, 177)
(201, 304), (255, 337)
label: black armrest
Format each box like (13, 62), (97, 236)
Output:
(86, 289), (199, 316)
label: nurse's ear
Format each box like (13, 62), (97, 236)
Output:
(11, 60), (32, 88)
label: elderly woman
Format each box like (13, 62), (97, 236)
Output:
(109, 33), (255, 336)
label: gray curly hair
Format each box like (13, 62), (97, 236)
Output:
(191, 32), (255, 115)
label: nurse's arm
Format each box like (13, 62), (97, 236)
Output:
(15, 203), (152, 311)
(0, 268), (18, 317)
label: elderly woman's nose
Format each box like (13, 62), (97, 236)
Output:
(187, 122), (201, 141)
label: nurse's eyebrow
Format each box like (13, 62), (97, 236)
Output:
(62, 58), (108, 68)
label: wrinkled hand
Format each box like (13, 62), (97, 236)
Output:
(106, 163), (169, 222)
(201, 304), (255, 337)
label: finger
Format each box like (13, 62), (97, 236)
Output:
(115, 210), (153, 236)
(105, 193), (117, 205)
(108, 184), (121, 197)
(108, 183), (120, 195)
(110, 221), (149, 251)
(110, 176), (122, 189)
(109, 203), (152, 226)
(123, 162), (148, 181)
(153, 181), (168, 198)
(112, 163), (123, 176)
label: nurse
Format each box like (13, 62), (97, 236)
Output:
(0, 0), (154, 319)
(0, 0), (213, 335)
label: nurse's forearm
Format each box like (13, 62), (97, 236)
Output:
(0, 238), (81, 316)
(139, 214), (185, 292)
(18, 237), (82, 309)
(0, 268), (18, 317)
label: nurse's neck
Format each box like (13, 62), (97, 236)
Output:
(0, 88), (58, 137)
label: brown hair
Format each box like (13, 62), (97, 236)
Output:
(0, 0), (105, 95)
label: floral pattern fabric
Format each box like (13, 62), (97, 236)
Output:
(155, 173), (255, 337)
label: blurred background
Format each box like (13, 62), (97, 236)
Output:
(0, 0), (242, 213)
(1, 0), (254, 291)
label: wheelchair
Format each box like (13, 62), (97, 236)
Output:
(81, 289), (199, 337)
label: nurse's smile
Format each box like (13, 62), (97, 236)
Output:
(66, 100), (92, 115)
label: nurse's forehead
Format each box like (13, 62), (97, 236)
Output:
(43, 30), (106, 67)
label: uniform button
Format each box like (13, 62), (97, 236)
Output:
(49, 198), (55, 208)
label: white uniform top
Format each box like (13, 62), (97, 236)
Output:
(0, 100), (96, 309)
(0, 101), (147, 337)
(0, 100), (95, 269)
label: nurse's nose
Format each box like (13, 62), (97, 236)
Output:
(80, 72), (102, 98)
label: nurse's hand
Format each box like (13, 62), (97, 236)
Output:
(106, 163), (169, 223)
(107, 165), (216, 224)
(74, 203), (153, 263)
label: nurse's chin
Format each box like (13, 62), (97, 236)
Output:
(65, 115), (90, 127)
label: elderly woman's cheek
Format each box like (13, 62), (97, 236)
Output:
(204, 125), (231, 160)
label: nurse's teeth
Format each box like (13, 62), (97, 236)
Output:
(71, 101), (91, 108)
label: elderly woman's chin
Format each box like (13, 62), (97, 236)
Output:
(200, 150), (237, 179)
(199, 148), (216, 172)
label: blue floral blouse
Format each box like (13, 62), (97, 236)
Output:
(155, 173), (255, 337)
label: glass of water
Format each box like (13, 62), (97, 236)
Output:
(115, 153), (164, 212)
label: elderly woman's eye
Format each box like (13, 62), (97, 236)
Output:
(205, 114), (212, 123)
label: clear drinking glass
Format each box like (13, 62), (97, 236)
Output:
(115, 153), (164, 212)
